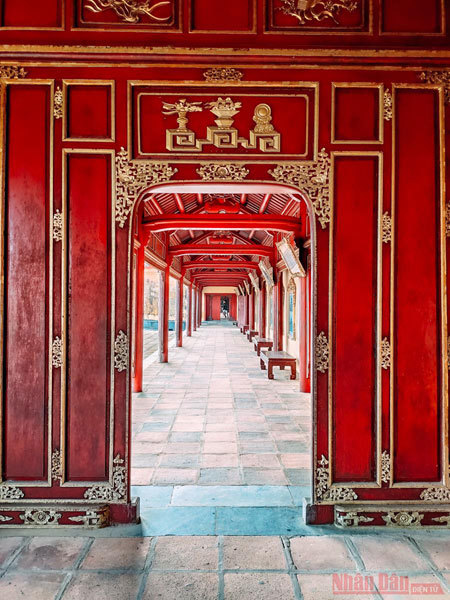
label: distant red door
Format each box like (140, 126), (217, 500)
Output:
(212, 296), (221, 320)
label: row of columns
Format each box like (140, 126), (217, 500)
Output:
(133, 255), (202, 392)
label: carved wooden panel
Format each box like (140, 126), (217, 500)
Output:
(267, 0), (369, 32)
(190, 0), (255, 32)
(332, 84), (383, 144)
(0, 0), (63, 29)
(75, 0), (178, 30)
(380, 0), (445, 35)
(63, 81), (115, 142)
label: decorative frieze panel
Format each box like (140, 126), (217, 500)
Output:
(0, 66), (27, 79)
(335, 505), (450, 528)
(381, 451), (391, 484)
(419, 71), (450, 103)
(52, 337), (63, 369)
(383, 89), (393, 122)
(382, 212), (392, 243)
(51, 449), (63, 484)
(316, 456), (358, 502)
(52, 210), (63, 242)
(382, 511), (424, 527)
(335, 511), (374, 527)
(315, 332), (329, 373)
(20, 509), (62, 526)
(53, 87), (63, 120)
(0, 505), (110, 528)
(203, 68), (244, 83)
(114, 331), (129, 372)
(420, 487), (450, 502)
(84, 455), (126, 501)
(0, 485), (24, 500)
(197, 163), (249, 182)
(381, 337), (391, 370)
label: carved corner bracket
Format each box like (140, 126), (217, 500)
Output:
(420, 487), (450, 502)
(203, 68), (243, 83)
(316, 455), (358, 502)
(0, 66), (27, 80)
(84, 454), (126, 501)
(196, 163), (249, 182)
(419, 71), (450, 103)
(115, 148), (177, 228)
(269, 149), (331, 229)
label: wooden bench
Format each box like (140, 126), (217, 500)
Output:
(247, 329), (258, 342)
(253, 337), (273, 356)
(240, 324), (249, 334)
(260, 351), (297, 380)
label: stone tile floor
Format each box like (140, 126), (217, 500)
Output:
(0, 533), (449, 599)
(132, 323), (311, 488)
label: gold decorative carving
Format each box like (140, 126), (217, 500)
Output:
(249, 271), (260, 293)
(419, 71), (450, 103)
(114, 331), (129, 372)
(381, 451), (391, 485)
(0, 515), (13, 522)
(315, 332), (329, 373)
(382, 511), (424, 527)
(432, 516), (450, 527)
(68, 507), (110, 527)
(381, 337), (391, 370)
(279, 0), (358, 26)
(269, 149), (331, 229)
(85, 0), (172, 23)
(203, 68), (244, 83)
(382, 212), (392, 244)
(163, 97), (281, 153)
(53, 87), (63, 120)
(0, 66), (27, 79)
(53, 209), (63, 242)
(51, 449), (62, 484)
(0, 485), (24, 500)
(420, 487), (450, 501)
(383, 89), (393, 122)
(84, 455), (126, 501)
(446, 202), (450, 237)
(20, 509), (62, 526)
(336, 512), (374, 527)
(197, 163), (249, 182)
(115, 148), (177, 228)
(52, 336), (63, 369)
(316, 455), (358, 502)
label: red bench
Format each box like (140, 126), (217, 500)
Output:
(253, 337), (273, 356)
(247, 329), (258, 342)
(260, 351), (297, 380)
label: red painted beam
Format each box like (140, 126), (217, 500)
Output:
(184, 260), (258, 270)
(142, 214), (301, 235)
(259, 193), (271, 214)
(174, 193), (185, 213)
(169, 244), (274, 258)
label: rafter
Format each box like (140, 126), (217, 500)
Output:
(169, 244), (274, 258)
(259, 193), (271, 214)
(174, 193), (185, 213)
(184, 260), (258, 270)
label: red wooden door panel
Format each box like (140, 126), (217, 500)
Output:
(212, 296), (221, 320)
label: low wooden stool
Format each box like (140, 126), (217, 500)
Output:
(247, 329), (258, 342)
(240, 324), (249, 334)
(253, 337), (273, 356)
(260, 351), (297, 380)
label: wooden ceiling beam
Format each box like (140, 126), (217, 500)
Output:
(169, 244), (274, 258)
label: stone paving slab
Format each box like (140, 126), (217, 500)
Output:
(0, 534), (448, 599)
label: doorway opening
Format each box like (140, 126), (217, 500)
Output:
(130, 184), (315, 535)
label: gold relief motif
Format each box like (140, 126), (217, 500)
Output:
(420, 487), (450, 501)
(279, 0), (358, 26)
(0, 66), (27, 79)
(52, 337), (63, 369)
(51, 449), (63, 484)
(335, 512), (374, 527)
(0, 515), (13, 522)
(197, 163), (249, 182)
(381, 451), (391, 485)
(68, 507), (110, 527)
(432, 516), (450, 527)
(269, 149), (331, 229)
(203, 68), (244, 83)
(0, 485), (24, 500)
(382, 511), (424, 527)
(315, 332), (329, 373)
(115, 148), (177, 228)
(163, 97), (281, 153)
(53, 87), (63, 120)
(316, 455), (358, 502)
(114, 331), (129, 372)
(419, 71), (450, 103)
(383, 89), (393, 122)
(382, 212), (392, 244)
(20, 509), (62, 526)
(446, 203), (450, 237)
(381, 338), (391, 370)
(52, 210), (63, 242)
(84, 455), (126, 501)
(85, 0), (172, 23)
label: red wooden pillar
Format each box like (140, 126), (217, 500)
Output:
(244, 293), (249, 327)
(175, 275), (183, 348)
(298, 273), (309, 392)
(249, 289), (255, 330)
(259, 284), (266, 338)
(197, 289), (202, 327)
(159, 265), (170, 363)
(193, 286), (197, 332)
(132, 240), (145, 392)
(187, 283), (192, 336)
(273, 269), (283, 351)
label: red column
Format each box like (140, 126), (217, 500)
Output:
(192, 286), (197, 332)
(175, 276), (183, 348)
(259, 284), (266, 338)
(197, 289), (202, 327)
(187, 283), (192, 337)
(248, 289), (255, 330)
(244, 293), (249, 327)
(273, 270), (283, 351)
(159, 265), (170, 363)
(133, 242), (145, 392)
(299, 273), (309, 392)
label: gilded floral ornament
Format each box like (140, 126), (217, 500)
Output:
(52, 336), (63, 369)
(51, 449), (63, 484)
(84, 455), (126, 501)
(85, 0), (172, 23)
(382, 212), (392, 244)
(382, 511), (424, 527)
(279, 0), (358, 25)
(115, 148), (177, 228)
(381, 337), (391, 370)
(20, 509), (62, 526)
(53, 210), (63, 242)
(336, 512), (374, 527)
(315, 332), (329, 373)
(69, 507), (110, 527)
(269, 149), (331, 229)
(420, 487), (450, 502)
(383, 89), (393, 122)
(197, 163), (249, 182)
(0, 485), (24, 500)
(316, 455), (358, 502)
(114, 331), (129, 372)
(0, 515), (13, 522)
(419, 71), (450, 103)
(203, 68), (243, 83)
(0, 66), (27, 79)
(54, 87), (63, 120)
(432, 516), (450, 527)
(381, 451), (391, 485)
